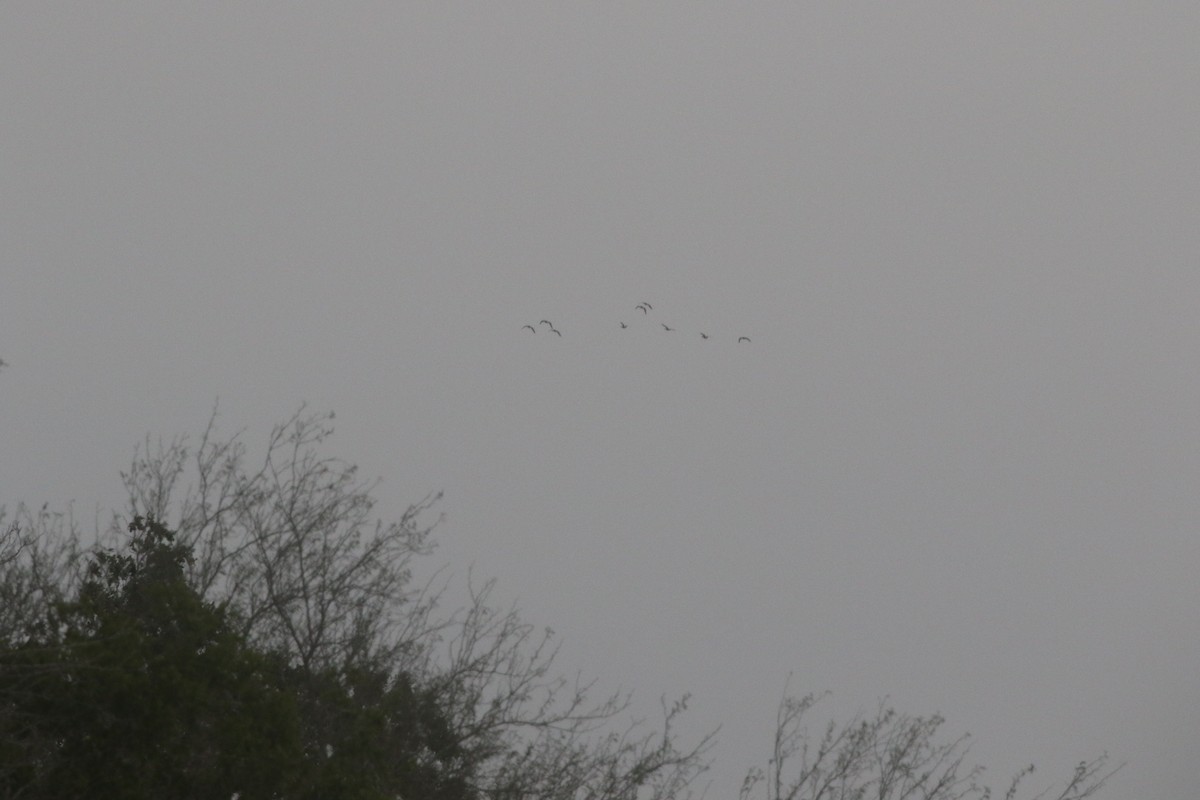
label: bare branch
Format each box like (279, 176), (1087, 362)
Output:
(743, 690), (1114, 800)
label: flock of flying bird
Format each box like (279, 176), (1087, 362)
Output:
(521, 302), (751, 343)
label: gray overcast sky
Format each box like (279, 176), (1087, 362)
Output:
(2, 3), (1198, 797)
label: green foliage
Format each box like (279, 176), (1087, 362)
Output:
(0, 515), (476, 800)
(286, 664), (474, 800)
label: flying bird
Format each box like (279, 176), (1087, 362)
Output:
(549, 327), (562, 336)
(635, 304), (649, 314)
(641, 302), (653, 310)
(662, 324), (675, 332)
(539, 320), (554, 328)
(620, 322), (627, 328)
(700, 333), (708, 339)
(522, 325), (536, 333)
(738, 336), (751, 343)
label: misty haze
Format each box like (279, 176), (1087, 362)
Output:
(1, 4), (1197, 798)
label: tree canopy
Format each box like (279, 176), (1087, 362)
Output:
(0, 408), (1117, 800)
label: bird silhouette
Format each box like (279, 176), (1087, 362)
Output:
(619, 322), (627, 328)
(635, 304), (649, 314)
(738, 336), (751, 343)
(700, 332), (709, 339)
(549, 327), (562, 336)
(641, 302), (653, 310)
(662, 324), (675, 332)
(539, 320), (554, 328)
(522, 325), (536, 333)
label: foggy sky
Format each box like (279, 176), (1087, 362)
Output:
(2, 4), (1198, 798)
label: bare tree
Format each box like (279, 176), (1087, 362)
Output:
(0, 505), (85, 646)
(423, 575), (715, 799)
(739, 681), (1119, 800)
(115, 404), (714, 799)
(115, 405), (441, 671)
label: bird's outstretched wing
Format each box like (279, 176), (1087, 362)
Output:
(540, 320), (553, 327)
(738, 336), (751, 343)
(620, 322), (627, 328)
(662, 323), (674, 331)
(549, 327), (562, 336)
(522, 325), (536, 332)
(636, 304), (648, 314)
